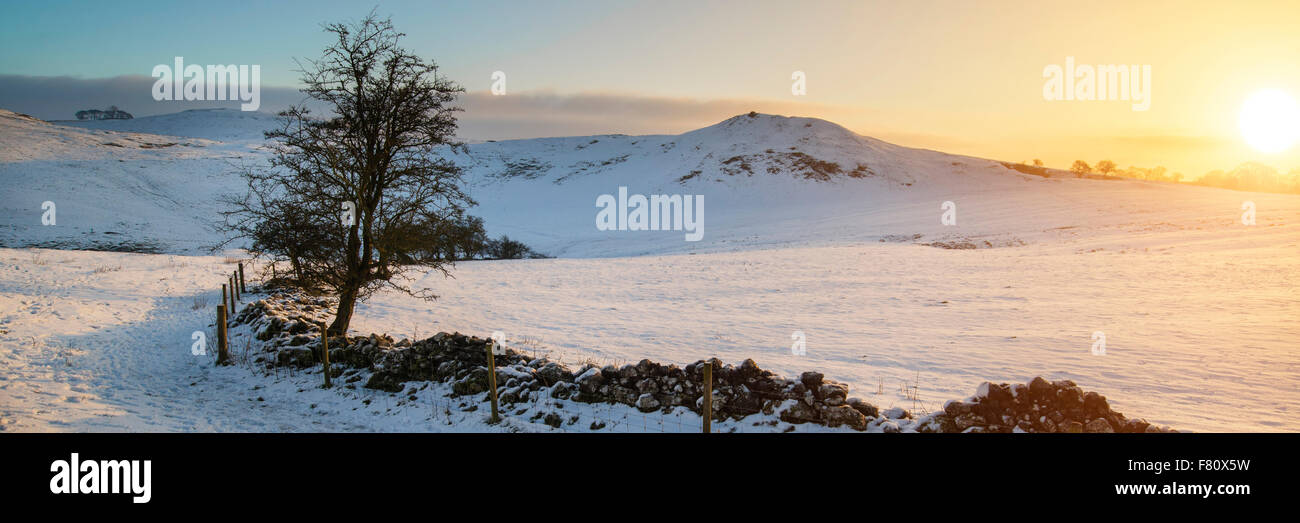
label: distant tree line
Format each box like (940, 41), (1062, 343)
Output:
(245, 212), (545, 290)
(75, 106), (133, 120)
(1061, 158), (1300, 194)
(1010, 157), (1300, 194)
(433, 216), (547, 261)
(1193, 163), (1300, 194)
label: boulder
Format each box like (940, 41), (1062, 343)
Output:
(847, 397), (879, 418)
(883, 407), (912, 420)
(635, 393), (660, 412)
(779, 400), (820, 424)
(800, 371), (824, 389)
(944, 400), (972, 417)
(820, 405), (867, 430)
(535, 362), (574, 385)
(817, 382), (849, 405)
(1084, 418), (1114, 433)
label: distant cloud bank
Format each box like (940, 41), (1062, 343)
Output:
(0, 74), (311, 121)
(0, 74), (854, 141)
(3, 74), (1244, 177)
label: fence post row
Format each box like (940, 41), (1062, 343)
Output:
(703, 362), (712, 434)
(320, 322), (331, 388)
(486, 340), (500, 423)
(216, 304), (229, 365)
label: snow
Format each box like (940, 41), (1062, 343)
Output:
(1, 108), (1298, 433)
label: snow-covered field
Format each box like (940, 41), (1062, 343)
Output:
(1, 108), (1296, 432)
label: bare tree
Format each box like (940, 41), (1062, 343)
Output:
(1070, 160), (1091, 177)
(221, 12), (473, 335)
(1095, 159), (1117, 176)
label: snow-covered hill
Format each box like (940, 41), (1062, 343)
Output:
(55, 108), (281, 143)
(3, 108), (1299, 433)
(1, 107), (1207, 257)
(0, 110), (258, 253)
(452, 112), (1032, 257)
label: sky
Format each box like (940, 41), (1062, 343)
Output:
(2, 0), (1300, 176)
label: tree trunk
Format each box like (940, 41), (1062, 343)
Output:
(329, 285), (358, 336)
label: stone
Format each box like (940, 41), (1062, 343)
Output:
(820, 405), (867, 430)
(635, 393), (660, 412)
(635, 378), (658, 394)
(954, 413), (983, 430)
(944, 400), (972, 417)
(550, 382), (576, 400)
(575, 367), (605, 393)
(1058, 385), (1084, 409)
(818, 382), (849, 405)
(1124, 418), (1151, 434)
(738, 358), (762, 381)
(451, 368), (489, 395)
(276, 348), (315, 368)
(800, 371), (824, 389)
(883, 407), (912, 420)
(780, 400), (819, 424)
(536, 362), (574, 385)
(1084, 418), (1114, 433)
(1083, 391), (1110, 417)
(847, 397), (879, 418)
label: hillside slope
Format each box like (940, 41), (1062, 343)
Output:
(3, 108), (1295, 257)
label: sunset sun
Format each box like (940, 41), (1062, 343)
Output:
(1239, 89), (1300, 154)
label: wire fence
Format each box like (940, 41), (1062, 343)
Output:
(216, 259), (935, 434)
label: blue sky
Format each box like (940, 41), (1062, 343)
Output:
(0, 1), (610, 89)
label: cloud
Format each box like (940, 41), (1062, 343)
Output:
(0, 74), (976, 149)
(0, 74), (311, 120)
(0, 74), (859, 131)
(455, 90), (868, 140)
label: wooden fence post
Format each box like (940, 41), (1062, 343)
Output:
(231, 274), (239, 304)
(216, 304), (229, 365)
(702, 362), (712, 434)
(486, 340), (500, 423)
(238, 262), (246, 294)
(320, 323), (331, 388)
(222, 283), (229, 315)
